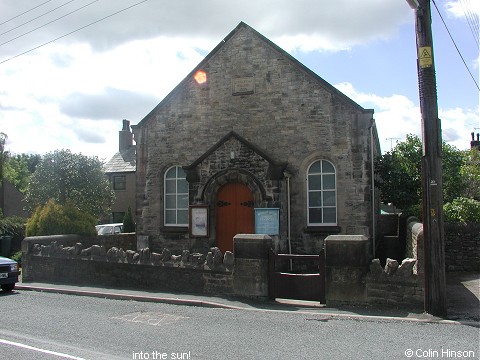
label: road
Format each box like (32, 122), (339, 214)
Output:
(1, 290), (478, 360)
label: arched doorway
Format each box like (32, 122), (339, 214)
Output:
(216, 183), (254, 253)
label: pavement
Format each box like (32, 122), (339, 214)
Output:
(15, 272), (479, 327)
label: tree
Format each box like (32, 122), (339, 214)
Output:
(375, 134), (422, 213)
(0, 132), (7, 183)
(122, 206), (136, 233)
(459, 148), (480, 200)
(3, 153), (41, 193)
(376, 134), (464, 215)
(444, 197), (480, 223)
(25, 149), (114, 219)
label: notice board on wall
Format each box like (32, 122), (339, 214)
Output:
(254, 208), (280, 235)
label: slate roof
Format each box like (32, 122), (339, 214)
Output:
(104, 145), (136, 173)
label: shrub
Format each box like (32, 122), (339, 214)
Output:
(122, 206), (136, 233)
(26, 199), (96, 236)
(444, 197), (480, 224)
(0, 216), (26, 254)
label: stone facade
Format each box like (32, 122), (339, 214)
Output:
(444, 223), (480, 272)
(132, 22), (380, 256)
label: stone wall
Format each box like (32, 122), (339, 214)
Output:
(400, 218), (479, 272)
(404, 217), (423, 276)
(22, 234), (137, 254)
(366, 258), (424, 307)
(22, 234), (272, 300)
(445, 223), (480, 272)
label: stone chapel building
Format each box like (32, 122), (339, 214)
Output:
(131, 22), (381, 256)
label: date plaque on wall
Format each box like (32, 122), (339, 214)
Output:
(232, 77), (255, 96)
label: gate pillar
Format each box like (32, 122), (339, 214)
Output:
(325, 235), (371, 306)
(233, 234), (272, 299)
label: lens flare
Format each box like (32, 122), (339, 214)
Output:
(194, 70), (207, 84)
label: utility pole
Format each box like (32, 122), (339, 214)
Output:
(408, 0), (447, 316)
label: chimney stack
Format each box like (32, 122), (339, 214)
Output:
(119, 119), (133, 151)
(471, 132), (480, 151)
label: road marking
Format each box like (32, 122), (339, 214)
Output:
(113, 311), (189, 326)
(0, 338), (86, 360)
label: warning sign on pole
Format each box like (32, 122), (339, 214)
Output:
(419, 46), (433, 68)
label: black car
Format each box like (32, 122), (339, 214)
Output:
(0, 256), (20, 292)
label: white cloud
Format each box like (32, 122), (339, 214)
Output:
(0, 0), (411, 57)
(334, 82), (478, 153)
(445, 0), (480, 18)
(0, 1), (475, 162)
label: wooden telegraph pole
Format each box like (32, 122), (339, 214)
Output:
(410, 0), (447, 316)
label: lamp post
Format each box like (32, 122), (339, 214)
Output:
(407, 0), (446, 316)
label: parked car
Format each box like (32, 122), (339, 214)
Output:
(96, 223), (123, 236)
(0, 256), (20, 292)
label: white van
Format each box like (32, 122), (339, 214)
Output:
(96, 223), (123, 236)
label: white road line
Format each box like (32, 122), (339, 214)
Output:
(0, 338), (86, 360)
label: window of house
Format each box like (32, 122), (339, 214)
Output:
(113, 175), (126, 190)
(307, 160), (337, 225)
(164, 166), (189, 226)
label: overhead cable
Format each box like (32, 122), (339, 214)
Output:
(0, 0), (80, 37)
(0, 0), (55, 26)
(432, 0), (479, 91)
(0, 0), (100, 47)
(0, 0), (150, 65)
(458, 0), (479, 48)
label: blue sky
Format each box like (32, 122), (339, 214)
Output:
(0, 0), (478, 159)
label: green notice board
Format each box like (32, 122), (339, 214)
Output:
(254, 208), (280, 235)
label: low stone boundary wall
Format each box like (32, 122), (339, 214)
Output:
(22, 234), (137, 253)
(404, 217), (423, 276)
(325, 234), (424, 309)
(445, 223), (480, 272)
(22, 234), (272, 299)
(366, 258), (424, 307)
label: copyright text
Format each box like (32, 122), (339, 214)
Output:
(405, 348), (476, 358)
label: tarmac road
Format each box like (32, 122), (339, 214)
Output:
(1, 289), (479, 360)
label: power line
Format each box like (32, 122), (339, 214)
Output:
(1, 0), (80, 37)
(458, 0), (479, 48)
(0, 0), (55, 26)
(0, 0), (100, 47)
(0, 0), (150, 65)
(432, 0), (480, 91)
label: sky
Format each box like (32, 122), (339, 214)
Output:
(0, 0), (478, 162)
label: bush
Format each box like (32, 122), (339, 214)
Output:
(26, 199), (96, 237)
(0, 216), (26, 254)
(122, 206), (136, 233)
(10, 250), (22, 265)
(444, 197), (480, 223)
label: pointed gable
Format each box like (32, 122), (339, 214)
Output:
(134, 21), (371, 130)
(184, 131), (287, 182)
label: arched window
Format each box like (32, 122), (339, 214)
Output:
(164, 166), (188, 226)
(307, 160), (337, 225)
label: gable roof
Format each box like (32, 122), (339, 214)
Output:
(104, 146), (136, 173)
(133, 22), (372, 129)
(184, 131), (284, 170)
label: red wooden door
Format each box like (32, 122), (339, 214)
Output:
(216, 183), (254, 253)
